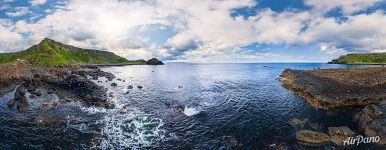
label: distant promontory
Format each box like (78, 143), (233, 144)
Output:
(0, 38), (163, 66)
(328, 53), (386, 64)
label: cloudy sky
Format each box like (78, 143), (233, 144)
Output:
(0, 0), (385, 62)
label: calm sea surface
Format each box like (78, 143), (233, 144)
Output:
(0, 63), (381, 149)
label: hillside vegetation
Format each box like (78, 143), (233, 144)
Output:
(329, 53), (386, 64)
(0, 38), (144, 66)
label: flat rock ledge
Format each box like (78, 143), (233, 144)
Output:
(296, 126), (356, 146)
(279, 68), (386, 110)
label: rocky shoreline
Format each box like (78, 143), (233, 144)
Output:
(278, 68), (386, 109)
(279, 67), (386, 147)
(0, 64), (118, 113)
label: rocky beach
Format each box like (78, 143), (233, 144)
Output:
(279, 67), (386, 147)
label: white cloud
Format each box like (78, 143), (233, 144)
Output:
(304, 0), (383, 15)
(29, 0), (48, 6)
(5, 7), (30, 17)
(0, 0), (385, 62)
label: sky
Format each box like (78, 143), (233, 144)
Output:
(0, 0), (385, 63)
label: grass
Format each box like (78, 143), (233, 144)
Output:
(0, 38), (142, 66)
(333, 53), (386, 64)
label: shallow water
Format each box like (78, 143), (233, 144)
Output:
(0, 63), (382, 149)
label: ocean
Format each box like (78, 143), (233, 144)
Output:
(0, 63), (379, 149)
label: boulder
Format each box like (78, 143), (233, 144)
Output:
(328, 126), (356, 146)
(35, 90), (42, 96)
(127, 85), (133, 89)
(111, 83), (117, 87)
(137, 85), (143, 89)
(16, 96), (29, 112)
(363, 104), (383, 118)
(296, 130), (330, 144)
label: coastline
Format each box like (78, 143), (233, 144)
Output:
(278, 67), (386, 145)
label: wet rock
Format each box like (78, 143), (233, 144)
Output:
(34, 116), (63, 127)
(7, 98), (16, 107)
(309, 122), (323, 131)
(16, 97), (29, 112)
(127, 85), (133, 89)
(92, 76), (98, 80)
(111, 83), (117, 87)
(47, 89), (54, 94)
(137, 85), (143, 89)
(289, 117), (307, 128)
(35, 90), (42, 97)
(106, 102), (115, 109)
(33, 74), (40, 78)
(16, 86), (26, 96)
(328, 126), (356, 145)
(296, 130), (330, 144)
(363, 104), (383, 118)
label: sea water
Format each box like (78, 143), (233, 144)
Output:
(0, 63), (380, 149)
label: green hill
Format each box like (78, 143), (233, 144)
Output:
(0, 38), (144, 66)
(328, 53), (386, 64)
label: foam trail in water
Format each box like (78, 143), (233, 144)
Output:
(183, 106), (201, 116)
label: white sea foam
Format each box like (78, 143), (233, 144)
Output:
(183, 106), (201, 116)
(99, 113), (169, 149)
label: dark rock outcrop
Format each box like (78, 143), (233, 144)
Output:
(355, 103), (386, 145)
(8, 86), (29, 112)
(146, 58), (164, 65)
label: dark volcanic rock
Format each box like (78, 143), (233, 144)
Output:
(49, 74), (110, 108)
(146, 58), (164, 65)
(355, 103), (386, 145)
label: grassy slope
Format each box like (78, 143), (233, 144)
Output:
(331, 53), (386, 64)
(0, 38), (144, 66)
